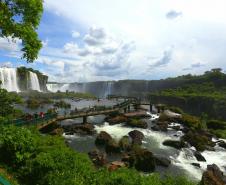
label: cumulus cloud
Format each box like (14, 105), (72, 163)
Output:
(166, 10), (182, 19)
(0, 61), (13, 68)
(149, 48), (173, 69)
(84, 26), (106, 46)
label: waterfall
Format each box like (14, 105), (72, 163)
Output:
(29, 71), (41, 91)
(104, 81), (113, 97)
(47, 83), (70, 92)
(0, 67), (20, 92)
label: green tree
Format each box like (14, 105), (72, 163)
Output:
(0, 0), (43, 62)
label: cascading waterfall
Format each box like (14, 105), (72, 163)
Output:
(29, 71), (41, 91)
(0, 67), (20, 92)
(104, 81), (113, 97)
(47, 83), (70, 92)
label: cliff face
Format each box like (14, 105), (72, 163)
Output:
(17, 67), (48, 92)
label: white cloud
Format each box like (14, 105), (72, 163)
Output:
(41, 0), (226, 81)
(0, 37), (21, 52)
(72, 31), (80, 38)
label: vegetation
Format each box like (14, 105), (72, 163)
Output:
(54, 100), (71, 109)
(0, 89), (22, 121)
(0, 125), (197, 185)
(26, 98), (53, 109)
(0, 0), (43, 62)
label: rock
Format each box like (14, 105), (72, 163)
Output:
(133, 148), (156, 172)
(119, 136), (131, 151)
(162, 140), (187, 149)
(108, 161), (126, 171)
(218, 141), (226, 149)
(154, 155), (171, 167)
(191, 163), (201, 168)
(128, 130), (144, 145)
(182, 130), (215, 152)
(155, 121), (168, 132)
(201, 164), (226, 185)
(127, 118), (148, 129)
(63, 123), (95, 135)
(88, 149), (107, 167)
(158, 111), (182, 122)
(107, 115), (128, 125)
(194, 151), (206, 162)
(105, 139), (121, 154)
(95, 131), (112, 146)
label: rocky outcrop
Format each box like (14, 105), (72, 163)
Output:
(119, 136), (131, 151)
(201, 164), (226, 185)
(154, 155), (171, 167)
(218, 141), (226, 149)
(194, 151), (206, 162)
(95, 131), (112, 145)
(105, 139), (121, 154)
(182, 130), (215, 152)
(126, 119), (148, 129)
(106, 115), (128, 125)
(151, 121), (168, 132)
(162, 140), (187, 149)
(88, 149), (107, 167)
(128, 130), (144, 145)
(63, 123), (95, 135)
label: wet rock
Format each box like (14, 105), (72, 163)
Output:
(218, 141), (226, 149)
(191, 163), (201, 168)
(108, 161), (126, 171)
(95, 131), (112, 146)
(154, 121), (168, 132)
(162, 140), (187, 149)
(154, 155), (171, 167)
(88, 149), (107, 167)
(128, 130), (144, 145)
(194, 151), (206, 162)
(105, 139), (121, 154)
(119, 136), (131, 151)
(127, 118), (148, 129)
(201, 164), (226, 185)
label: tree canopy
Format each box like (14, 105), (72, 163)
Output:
(0, 0), (43, 62)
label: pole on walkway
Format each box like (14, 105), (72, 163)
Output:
(83, 116), (87, 124)
(150, 103), (152, 112)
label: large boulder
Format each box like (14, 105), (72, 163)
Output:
(95, 131), (112, 146)
(105, 139), (121, 154)
(154, 155), (171, 167)
(151, 121), (168, 132)
(88, 149), (107, 167)
(218, 141), (226, 149)
(119, 136), (131, 151)
(194, 151), (206, 162)
(126, 119), (148, 129)
(162, 140), (187, 149)
(201, 164), (226, 185)
(128, 130), (144, 145)
(122, 146), (155, 172)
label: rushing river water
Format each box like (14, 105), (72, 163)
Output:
(17, 99), (226, 181)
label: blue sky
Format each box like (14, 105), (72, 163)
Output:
(1, 0), (226, 82)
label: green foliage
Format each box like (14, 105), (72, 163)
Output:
(26, 98), (52, 109)
(0, 89), (22, 118)
(181, 114), (201, 129)
(0, 0), (43, 62)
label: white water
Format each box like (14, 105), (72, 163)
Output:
(104, 81), (114, 97)
(94, 113), (226, 180)
(0, 67), (20, 92)
(29, 71), (41, 91)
